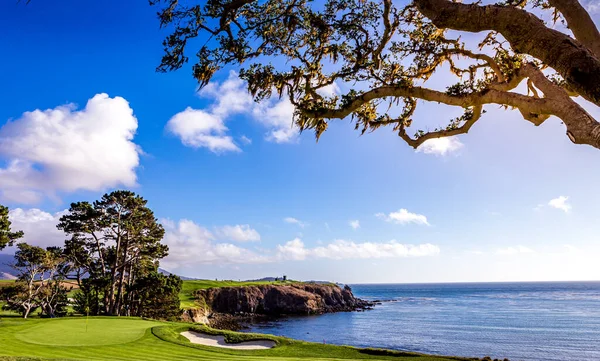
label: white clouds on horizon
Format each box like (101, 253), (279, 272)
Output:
(416, 137), (464, 156)
(163, 219), (440, 268)
(376, 209), (430, 226)
(0, 94), (141, 204)
(276, 238), (440, 261)
(548, 196), (572, 213)
(161, 219), (269, 268)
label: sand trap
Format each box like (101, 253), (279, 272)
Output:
(181, 331), (276, 350)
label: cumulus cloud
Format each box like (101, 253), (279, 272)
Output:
(2, 208), (67, 252)
(0, 94), (141, 204)
(161, 219), (268, 268)
(496, 245), (535, 256)
(166, 107), (240, 153)
(349, 220), (360, 230)
(284, 217), (307, 228)
(214, 224), (261, 242)
(548, 196), (572, 213)
(376, 209), (430, 226)
(276, 238), (440, 261)
(168, 71), (305, 151)
(416, 137), (464, 156)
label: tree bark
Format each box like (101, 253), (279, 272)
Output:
(413, 0), (600, 106)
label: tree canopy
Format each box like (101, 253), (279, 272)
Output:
(57, 190), (177, 318)
(1, 204), (23, 250)
(1, 243), (70, 318)
(151, 0), (600, 150)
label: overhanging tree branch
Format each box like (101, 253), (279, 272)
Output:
(548, 0), (600, 58)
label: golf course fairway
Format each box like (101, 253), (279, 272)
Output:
(0, 317), (478, 361)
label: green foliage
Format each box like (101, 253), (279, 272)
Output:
(148, 0), (600, 150)
(133, 272), (182, 320)
(58, 190), (170, 317)
(148, 0), (536, 143)
(0, 205), (23, 251)
(1, 283), (39, 317)
(1, 243), (70, 318)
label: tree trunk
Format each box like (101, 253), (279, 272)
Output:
(108, 225), (122, 315)
(115, 238), (130, 316)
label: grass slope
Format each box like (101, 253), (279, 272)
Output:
(0, 317), (478, 361)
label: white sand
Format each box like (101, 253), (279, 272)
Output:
(181, 331), (276, 350)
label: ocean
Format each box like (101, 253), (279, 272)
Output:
(245, 282), (600, 361)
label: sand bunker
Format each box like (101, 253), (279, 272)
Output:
(181, 331), (276, 350)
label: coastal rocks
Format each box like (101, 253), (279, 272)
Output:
(181, 308), (210, 324)
(194, 284), (373, 316)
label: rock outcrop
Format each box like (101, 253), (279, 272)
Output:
(194, 284), (372, 316)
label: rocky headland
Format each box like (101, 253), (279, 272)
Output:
(182, 283), (374, 329)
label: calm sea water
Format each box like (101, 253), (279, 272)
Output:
(245, 282), (600, 361)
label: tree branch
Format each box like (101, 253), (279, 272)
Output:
(548, 0), (600, 59)
(399, 105), (483, 148)
(413, 0), (600, 106)
(301, 84), (548, 120)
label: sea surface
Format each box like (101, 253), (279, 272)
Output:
(245, 282), (600, 361)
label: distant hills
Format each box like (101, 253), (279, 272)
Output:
(0, 254), (17, 280)
(1, 257), (330, 285)
(158, 268), (195, 281)
(245, 276), (336, 285)
(1, 254), (194, 281)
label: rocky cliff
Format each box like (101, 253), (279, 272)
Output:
(193, 283), (372, 316)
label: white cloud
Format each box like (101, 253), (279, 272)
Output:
(496, 245), (535, 256)
(161, 219), (268, 268)
(548, 196), (571, 213)
(275, 238), (309, 261)
(239, 135), (252, 145)
(169, 71), (301, 150)
(416, 137), (464, 156)
(253, 98), (297, 143)
(376, 209), (430, 226)
(276, 238), (440, 260)
(204, 71), (300, 144)
(166, 107), (240, 153)
(349, 220), (360, 230)
(2, 208), (67, 252)
(316, 83), (341, 98)
(0, 94), (140, 204)
(284, 217), (307, 228)
(214, 224), (261, 242)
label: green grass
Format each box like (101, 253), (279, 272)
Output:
(179, 279), (311, 308)
(0, 317), (480, 361)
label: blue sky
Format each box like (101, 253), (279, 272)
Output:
(1, 0), (600, 283)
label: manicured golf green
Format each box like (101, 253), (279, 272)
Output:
(15, 318), (162, 346)
(0, 317), (478, 361)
